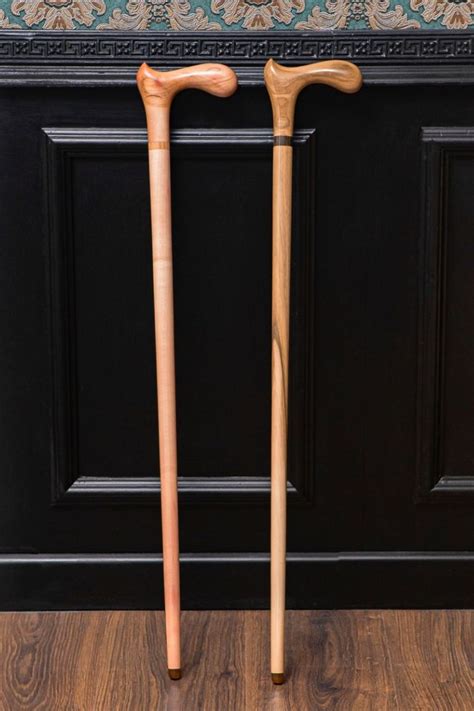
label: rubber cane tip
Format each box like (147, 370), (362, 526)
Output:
(271, 673), (285, 685)
(168, 668), (182, 681)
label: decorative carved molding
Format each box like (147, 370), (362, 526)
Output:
(43, 126), (316, 508)
(2, 31), (474, 86)
(417, 127), (474, 503)
(2, 31), (473, 62)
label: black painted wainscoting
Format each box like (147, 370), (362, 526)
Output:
(0, 30), (473, 609)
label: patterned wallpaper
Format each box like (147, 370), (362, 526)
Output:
(0, 0), (472, 32)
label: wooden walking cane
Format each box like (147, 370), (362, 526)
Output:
(137, 62), (237, 680)
(264, 59), (362, 684)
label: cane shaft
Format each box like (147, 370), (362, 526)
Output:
(271, 144), (292, 677)
(148, 125), (181, 672)
(138, 61), (237, 680)
(265, 58), (362, 683)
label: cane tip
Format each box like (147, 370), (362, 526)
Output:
(168, 668), (182, 681)
(271, 673), (285, 685)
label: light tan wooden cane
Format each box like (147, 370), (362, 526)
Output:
(264, 58), (362, 684)
(137, 62), (238, 680)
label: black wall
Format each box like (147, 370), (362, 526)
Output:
(0, 31), (473, 609)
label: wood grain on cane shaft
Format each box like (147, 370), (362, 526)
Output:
(264, 58), (362, 679)
(136, 61), (238, 676)
(0, 610), (471, 711)
(270, 139), (293, 679)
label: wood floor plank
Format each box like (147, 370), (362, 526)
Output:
(381, 610), (474, 711)
(0, 610), (472, 710)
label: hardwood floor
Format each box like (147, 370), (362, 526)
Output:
(0, 610), (471, 710)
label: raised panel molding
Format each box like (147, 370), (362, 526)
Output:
(43, 126), (316, 507)
(417, 127), (474, 503)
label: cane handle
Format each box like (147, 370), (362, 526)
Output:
(264, 59), (362, 137)
(137, 62), (237, 103)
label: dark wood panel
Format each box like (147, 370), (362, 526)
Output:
(0, 610), (472, 710)
(418, 128), (474, 502)
(1, 33), (474, 606)
(43, 126), (315, 508)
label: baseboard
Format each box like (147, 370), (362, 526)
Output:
(1, 552), (472, 610)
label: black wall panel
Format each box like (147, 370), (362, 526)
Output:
(0, 31), (473, 608)
(418, 128), (474, 502)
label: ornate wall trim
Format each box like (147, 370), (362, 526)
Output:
(1, 30), (474, 85)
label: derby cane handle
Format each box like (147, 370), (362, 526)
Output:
(264, 59), (362, 684)
(137, 62), (238, 141)
(137, 62), (237, 679)
(264, 58), (362, 137)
